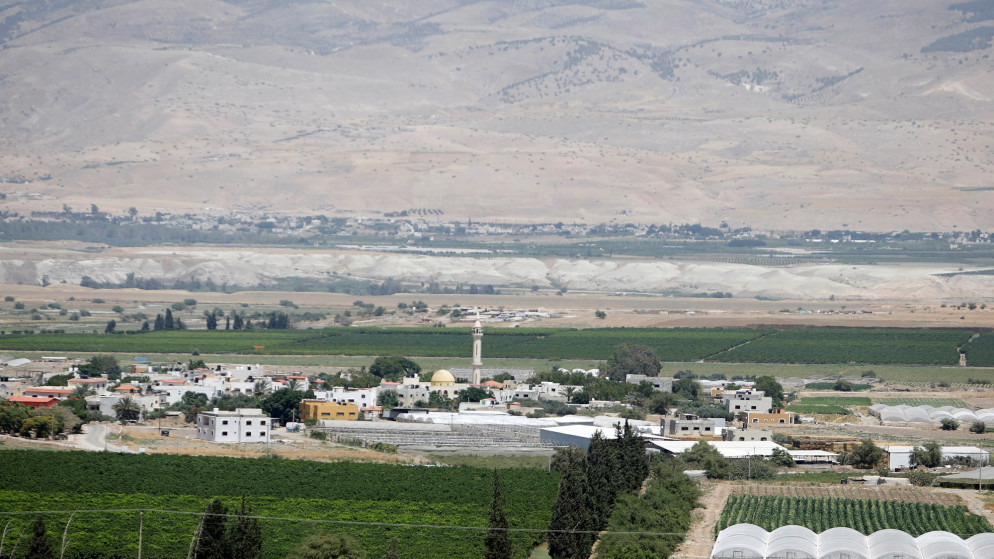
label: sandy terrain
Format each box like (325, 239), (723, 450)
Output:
(2, 242), (994, 333)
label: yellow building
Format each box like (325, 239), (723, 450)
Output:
(298, 400), (360, 421)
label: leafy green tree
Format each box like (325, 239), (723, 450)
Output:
(228, 496), (263, 559)
(754, 376), (784, 406)
(458, 386), (493, 403)
(377, 390), (399, 409)
(261, 387), (312, 425)
(287, 534), (365, 559)
(833, 379), (855, 391)
(164, 308), (174, 330)
(368, 356), (421, 381)
(427, 391), (448, 408)
(911, 441), (942, 468)
(206, 313), (218, 330)
(646, 391), (679, 414)
(182, 391), (209, 408)
(970, 421), (986, 434)
(846, 438), (885, 469)
(24, 515), (53, 559)
(44, 374), (73, 386)
(104, 319), (116, 333)
(940, 418), (960, 430)
(194, 498), (229, 559)
(485, 470), (513, 559)
(570, 391), (591, 405)
(606, 344), (661, 382)
(679, 441), (729, 479)
(672, 377), (700, 400)
(0, 400), (31, 433)
(154, 313), (165, 330)
(770, 447), (796, 467)
(79, 355), (121, 379)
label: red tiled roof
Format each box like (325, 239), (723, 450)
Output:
(69, 378), (107, 384)
(8, 396), (59, 407)
(24, 387), (72, 394)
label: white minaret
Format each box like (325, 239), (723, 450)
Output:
(471, 318), (483, 385)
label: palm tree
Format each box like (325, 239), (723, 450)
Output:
(253, 379), (271, 397)
(286, 378), (303, 392)
(111, 396), (141, 423)
(69, 384), (95, 400)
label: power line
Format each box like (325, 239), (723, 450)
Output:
(0, 508), (688, 537)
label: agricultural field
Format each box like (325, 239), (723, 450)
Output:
(0, 327), (989, 370)
(711, 328), (972, 365)
(715, 494), (991, 536)
(872, 397), (970, 407)
(803, 382), (872, 391)
(0, 327), (769, 361)
(962, 333), (994, 367)
(786, 396), (871, 415)
(732, 484), (961, 507)
(0, 449), (560, 559)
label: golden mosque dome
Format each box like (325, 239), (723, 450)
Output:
(430, 369), (456, 386)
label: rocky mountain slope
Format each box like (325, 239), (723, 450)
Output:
(0, 0), (992, 231)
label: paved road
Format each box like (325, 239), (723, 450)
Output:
(77, 423), (135, 453)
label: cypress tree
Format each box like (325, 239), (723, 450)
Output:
(154, 313), (165, 331)
(585, 430), (620, 530)
(547, 454), (593, 559)
(164, 309), (174, 330)
(228, 496), (263, 559)
(485, 470), (513, 559)
(24, 516), (53, 559)
(194, 498), (229, 559)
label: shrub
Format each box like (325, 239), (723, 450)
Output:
(971, 421), (986, 434)
(940, 418), (960, 430)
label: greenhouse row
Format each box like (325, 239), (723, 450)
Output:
(710, 523), (994, 559)
(868, 404), (994, 425)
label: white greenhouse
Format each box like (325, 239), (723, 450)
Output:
(869, 404), (994, 426)
(710, 524), (994, 559)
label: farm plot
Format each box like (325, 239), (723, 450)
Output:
(715, 494), (991, 536)
(710, 328), (971, 365)
(873, 397), (970, 408)
(787, 396), (871, 415)
(732, 484), (962, 506)
(0, 450), (560, 559)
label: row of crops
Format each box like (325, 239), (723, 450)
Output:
(715, 494), (992, 537)
(1, 326), (992, 365)
(710, 328), (973, 365)
(0, 450), (561, 559)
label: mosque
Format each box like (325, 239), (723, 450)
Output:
(386, 319), (484, 407)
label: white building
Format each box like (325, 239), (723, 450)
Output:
(883, 445), (990, 470)
(626, 375), (673, 392)
(315, 386), (380, 408)
(721, 389), (773, 415)
(195, 408), (271, 443)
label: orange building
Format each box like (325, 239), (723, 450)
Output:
(298, 400), (360, 421)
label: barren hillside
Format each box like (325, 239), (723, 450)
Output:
(0, 0), (992, 231)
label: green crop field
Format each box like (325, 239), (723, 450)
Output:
(716, 494), (991, 536)
(786, 396), (871, 415)
(0, 450), (560, 559)
(711, 328), (972, 365)
(872, 397), (970, 408)
(0, 327), (768, 361)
